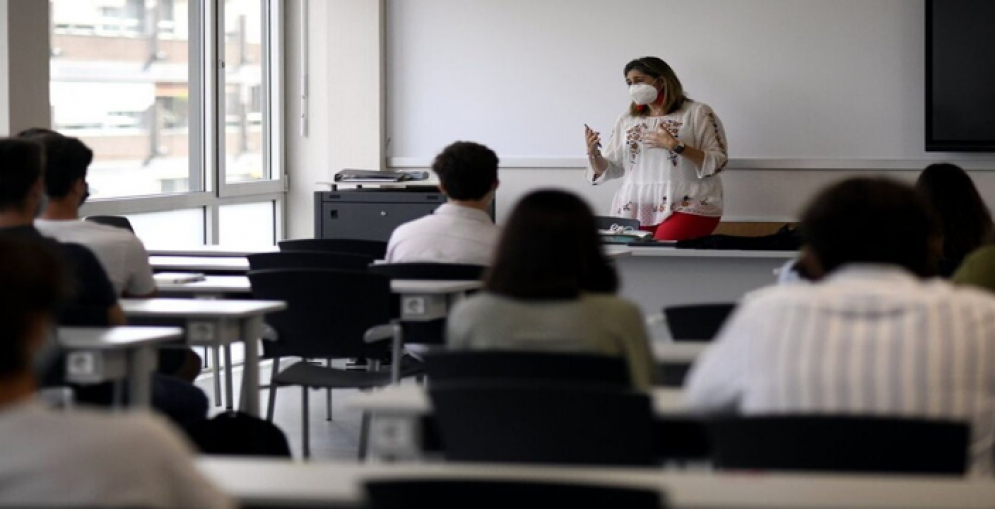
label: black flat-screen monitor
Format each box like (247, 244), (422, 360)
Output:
(926, 0), (995, 152)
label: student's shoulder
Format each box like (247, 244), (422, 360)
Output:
(582, 293), (644, 317)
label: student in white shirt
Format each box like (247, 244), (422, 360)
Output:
(686, 177), (995, 475)
(0, 236), (232, 508)
(386, 141), (500, 265)
(22, 130), (156, 298)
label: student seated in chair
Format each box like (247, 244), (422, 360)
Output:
(0, 236), (232, 508)
(385, 141), (500, 265)
(685, 177), (995, 475)
(0, 137), (207, 427)
(446, 189), (655, 390)
(25, 130), (203, 384)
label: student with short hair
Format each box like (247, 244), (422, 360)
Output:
(686, 177), (995, 475)
(385, 141), (500, 265)
(446, 189), (654, 390)
(25, 130), (157, 298)
(0, 236), (233, 508)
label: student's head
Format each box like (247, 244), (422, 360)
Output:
(915, 163), (993, 263)
(800, 177), (940, 278)
(0, 138), (45, 216)
(0, 237), (68, 381)
(432, 141), (498, 202)
(485, 189), (618, 299)
(19, 130), (93, 204)
(624, 56), (688, 116)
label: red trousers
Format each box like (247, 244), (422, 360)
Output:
(640, 212), (721, 241)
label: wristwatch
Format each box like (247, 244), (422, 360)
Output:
(672, 142), (686, 155)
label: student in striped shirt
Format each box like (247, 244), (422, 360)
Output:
(686, 177), (995, 475)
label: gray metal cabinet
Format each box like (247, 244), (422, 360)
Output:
(314, 188), (446, 241)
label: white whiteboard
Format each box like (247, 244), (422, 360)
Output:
(386, 0), (938, 163)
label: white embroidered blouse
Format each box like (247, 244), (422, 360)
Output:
(585, 100), (729, 226)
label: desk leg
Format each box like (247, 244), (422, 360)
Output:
(224, 343), (234, 411)
(127, 346), (157, 409)
(239, 316), (263, 417)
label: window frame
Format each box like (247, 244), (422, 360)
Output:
(72, 0), (286, 246)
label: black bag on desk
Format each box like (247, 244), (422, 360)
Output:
(675, 224), (801, 251)
(186, 411), (292, 457)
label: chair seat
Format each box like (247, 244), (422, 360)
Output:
(272, 362), (392, 389)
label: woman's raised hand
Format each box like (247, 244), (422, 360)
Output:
(584, 124), (602, 156)
(643, 125), (678, 150)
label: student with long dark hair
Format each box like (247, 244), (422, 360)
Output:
(446, 190), (654, 389)
(915, 163), (994, 276)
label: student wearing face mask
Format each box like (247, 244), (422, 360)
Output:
(584, 57), (729, 241)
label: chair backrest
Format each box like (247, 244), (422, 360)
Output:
(365, 479), (661, 509)
(594, 215), (640, 231)
(247, 268), (392, 359)
(425, 350), (631, 388)
(430, 381), (656, 466)
(662, 303), (736, 341)
(279, 238), (387, 258)
(367, 262), (485, 281)
(708, 415), (969, 475)
(248, 251), (374, 272)
(83, 215), (135, 233)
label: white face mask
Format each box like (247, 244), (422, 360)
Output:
(629, 83), (659, 106)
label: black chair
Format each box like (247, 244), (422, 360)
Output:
(279, 238), (387, 259)
(83, 215), (135, 233)
(367, 262), (486, 348)
(594, 215), (640, 231)
(424, 350), (630, 388)
(708, 415), (969, 475)
(367, 262), (486, 281)
(662, 303), (736, 341)
(365, 479), (662, 509)
(430, 381), (657, 466)
(248, 251), (374, 272)
(248, 268), (400, 459)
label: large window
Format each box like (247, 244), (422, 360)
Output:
(50, 0), (283, 246)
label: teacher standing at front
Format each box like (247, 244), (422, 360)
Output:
(585, 57), (729, 241)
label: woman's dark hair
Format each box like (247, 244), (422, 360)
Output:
(915, 163), (993, 267)
(623, 56), (689, 116)
(0, 237), (69, 377)
(485, 190), (618, 299)
(801, 177), (940, 278)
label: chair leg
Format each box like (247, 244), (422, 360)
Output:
(302, 386), (311, 459)
(326, 358), (333, 421)
(211, 346), (222, 407)
(223, 344), (234, 411)
(358, 411), (371, 461)
(266, 357), (280, 422)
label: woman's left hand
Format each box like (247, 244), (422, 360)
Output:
(643, 125), (679, 150)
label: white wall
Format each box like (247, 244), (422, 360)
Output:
(286, 0), (995, 235)
(0, 0), (50, 136)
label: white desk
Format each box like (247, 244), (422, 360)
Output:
(120, 299), (286, 416)
(198, 457), (995, 509)
(58, 326), (184, 408)
(148, 245), (276, 257)
(156, 275), (253, 296)
(149, 256), (250, 273)
(615, 248), (797, 317)
(390, 280), (482, 321)
(653, 341), (709, 364)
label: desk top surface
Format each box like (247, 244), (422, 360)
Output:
(622, 247), (798, 259)
(149, 256), (250, 272)
(347, 385), (687, 416)
(121, 298), (285, 318)
(57, 326), (185, 348)
(148, 245), (277, 257)
(653, 341), (709, 363)
(154, 276), (480, 295)
(197, 457), (995, 509)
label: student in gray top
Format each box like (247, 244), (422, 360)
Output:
(446, 189), (655, 390)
